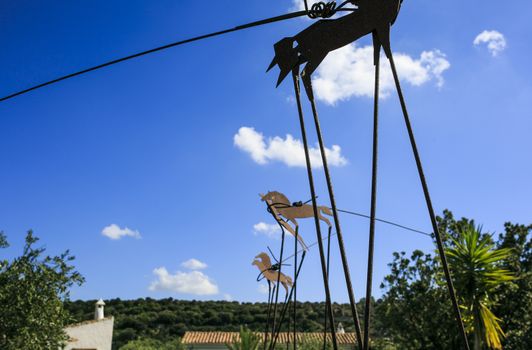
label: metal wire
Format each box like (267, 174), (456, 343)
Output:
(0, 10), (310, 103)
(279, 209), (431, 266)
(0, 4), (365, 104)
(336, 209), (432, 237)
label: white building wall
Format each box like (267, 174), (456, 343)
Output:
(64, 317), (114, 350)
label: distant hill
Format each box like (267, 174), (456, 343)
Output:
(65, 298), (376, 349)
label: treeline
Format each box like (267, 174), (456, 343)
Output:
(65, 298), (377, 349)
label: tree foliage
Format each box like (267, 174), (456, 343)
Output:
(65, 298), (366, 349)
(225, 326), (261, 350)
(376, 211), (530, 350)
(376, 250), (459, 349)
(119, 337), (184, 350)
(0, 231), (84, 350)
(493, 222), (532, 350)
(445, 225), (515, 350)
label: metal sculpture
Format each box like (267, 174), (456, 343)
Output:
(260, 191), (335, 251)
(253, 252), (293, 296)
(1, 2), (473, 350)
(257, 192), (314, 350)
(266, 1), (470, 350)
(269, 0), (402, 95)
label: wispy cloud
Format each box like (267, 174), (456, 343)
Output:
(101, 224), (141, 240)
(474, 30), (507, 56)
(234, 127), (347, 168)
(149, 267), (219, 295)
(181, 258), (208, 270)
(313, 44), (450, 104)
(290, 0), (323, 11)
(253, 222), (281, 239)
(258, 284), (270, 295)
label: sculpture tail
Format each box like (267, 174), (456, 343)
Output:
(267, 37), (299, 87)
(320, 206), (334, 217)
(297, 234), (309, 252)
(286, 275), (294, 288)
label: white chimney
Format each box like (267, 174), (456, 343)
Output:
(337, 322), (345, 334)
(95, 299), (105, 321)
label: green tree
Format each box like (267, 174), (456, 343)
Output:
(493, 223), (532, 350)
(376, 250), (459, 349)
(119, 337), (184, 350)
(298, 338), (332, 350)
(445, 225), (515, 350)
(225, 326), (262, 350)
(0, 231), (84, 350)
(0, 231), (8, 249)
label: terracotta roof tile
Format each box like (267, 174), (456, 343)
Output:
(182, 332), (356, 345)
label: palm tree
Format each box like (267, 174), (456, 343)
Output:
(445, 224), (515, 350)
(225, 326), (262, 350)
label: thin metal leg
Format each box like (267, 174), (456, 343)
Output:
(363, 47), (381, 350)
(323, 226), (332, 350)
(270, 252), (307, 350)
(304, 76), (363, 349)
(271, 229), (286, 338)
(291, 69), (339, 350)
(387, 51), (471, 350)
(293, 227), (298, 350)
(265, 282), (273, 350)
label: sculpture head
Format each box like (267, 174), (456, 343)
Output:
(253, 252), (272, 268)
(259, 191), (290, 206)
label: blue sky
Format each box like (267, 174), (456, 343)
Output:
(1, 0), (531, 303)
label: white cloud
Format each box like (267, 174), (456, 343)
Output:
(149, 267), (219, 295)
(181, 258), (208, 270)
(258, 284), (270, 295)
(253, 222), (281, 239)
(286, 95), (296, 105)
(234, 127), (347, 168)
(291, 0), (322, 11)
(474, 30), (507, 56)
(223, 294), (233, 301)
(313, 44), (450, 104)
(101, 224), (141, 240)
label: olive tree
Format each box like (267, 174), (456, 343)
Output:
(0, 231), (84, 350)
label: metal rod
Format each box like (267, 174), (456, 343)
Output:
(387, 51), (471, 350)
(323, 226), (332, 350)
(264, 282), (274, 350)
(270, 252), (307, 350)
(291, 70), (338, 350)
(363, 44), (380, 350)
(293, 226), (298, 350)
(271, 228), (286, 338)
(305, 77), (363, 349)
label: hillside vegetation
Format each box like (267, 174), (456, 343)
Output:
(65, 298), (375, 349)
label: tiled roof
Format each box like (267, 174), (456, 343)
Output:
(182, 332), (356, 345)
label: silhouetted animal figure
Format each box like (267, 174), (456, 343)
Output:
(268, 0), (403, 97)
